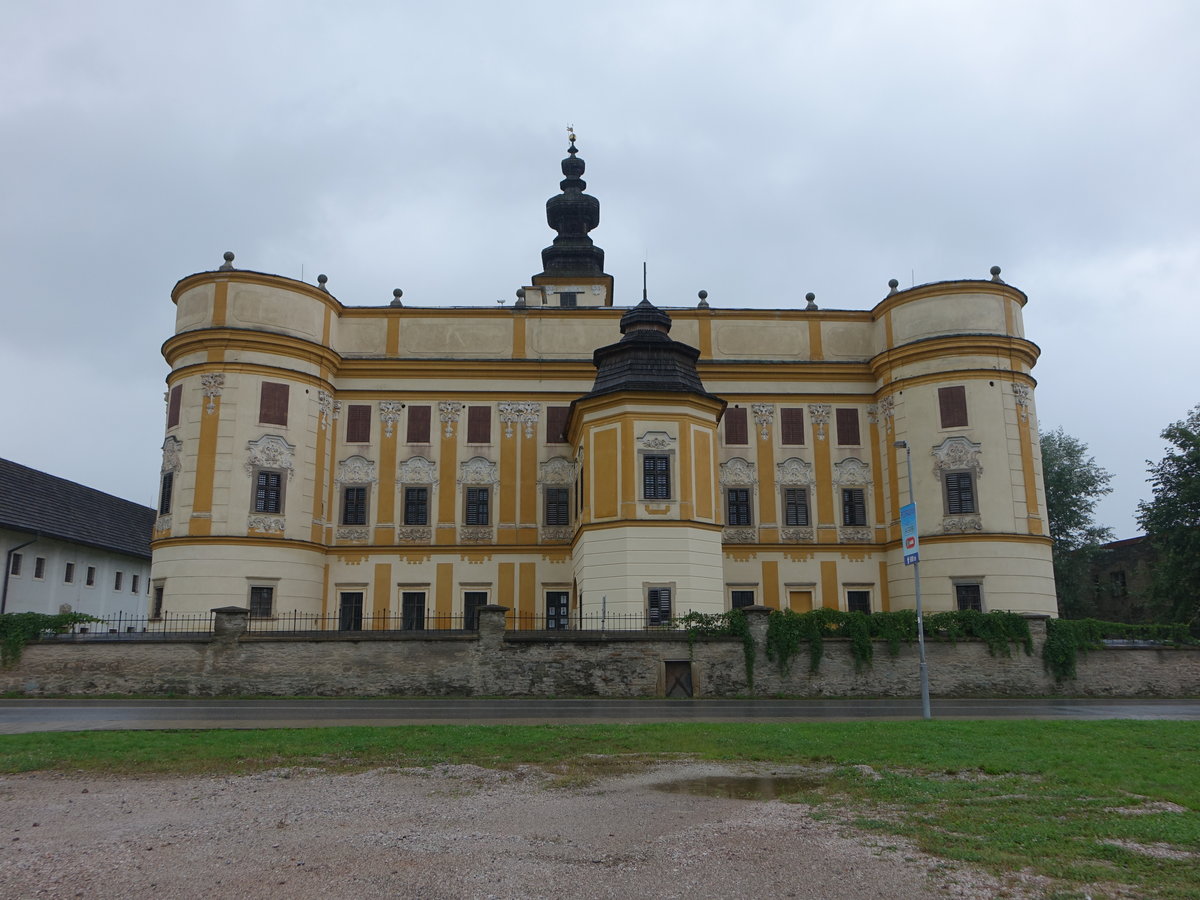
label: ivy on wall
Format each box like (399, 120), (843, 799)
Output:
(0, 613), (100, 667)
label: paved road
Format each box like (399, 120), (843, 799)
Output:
(2, 697), (1198, 733)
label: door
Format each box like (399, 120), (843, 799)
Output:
(463, 591), (487, 630)
(545, 591), (570, 629)
(338, 591), (364, 631)
(664, 660), (693, 697)
(401, 591), (426, 631)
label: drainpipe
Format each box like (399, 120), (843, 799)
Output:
(2, 534), (39, 615)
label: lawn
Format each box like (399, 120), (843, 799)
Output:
(2, 720), (1196, 898)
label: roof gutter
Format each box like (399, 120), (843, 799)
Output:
(2, 534), (39, 615)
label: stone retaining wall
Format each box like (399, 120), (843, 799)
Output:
(3, 607), (1198, 697)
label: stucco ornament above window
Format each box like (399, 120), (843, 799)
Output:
(379, 401), (404, 438)
(776, 456), (815, 486)
(833, 457), (872, 486)
(751, 404), (774, 440)
(808, 404), (832, 440)
(458, 456), (499, 485)
(719, 457), (757, 487)
(245, 435), (296, 478)
(499, 401), (540, 439)
(200, 373), (225, 415)
(397, 456), (438, 485)
(539, 456), (576, 485)
(438, 401), (463, 438)
(335, 455), (377, 485)
(931, 436), (983, 477)
(638, 430), (675, 450)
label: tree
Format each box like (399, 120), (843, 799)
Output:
(1136, 404), (1200, 627)
(1040, 427), (1114, 618)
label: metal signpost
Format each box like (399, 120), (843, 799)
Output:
(896, 441), (932, 720)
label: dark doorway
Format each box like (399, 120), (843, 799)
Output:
(463, 591), (487, 630)
(401, 591), (426, 631)
(664, 660), (693, 697)
(339, 591), (364, 631)
(546, 590), (570, 629)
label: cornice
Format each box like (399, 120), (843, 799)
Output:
(172, 269), (345, 316)
(870, 279), (1028, 319)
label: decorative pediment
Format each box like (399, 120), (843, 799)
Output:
(398, 456), (438, 485)
(245, 435), (295, 478)
(931, 437), (983, 476)
(539, 456), (576, 485)
(638, 430), (675, 450)
(161, 436), (182, 473)
(832, 457), (872, 486)
(336, 455), (377, 485)
(458, 456), (499, 485)
(719, 457), (757, 486)
(776, 456), (814, 486)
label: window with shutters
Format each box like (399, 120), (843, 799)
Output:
(938, 386), (968, 428)
(545, 486), (570, 526)
(646, 586), (673, 626)
(465, 487), (490, 525)
(730, 590), (755, 609)
(846, 589), (872, 614)
(642, 454), (671, 500)
(841, 488), (867, 526)
(254, 470), (284, 514)
(403, 486), (429, 525)
(726, 487), (752, 526)
(955, 583), (983, 612)
(346, 404), (371, 443)
(466, 406), (491, 443)
(406, 405), (431, 443)
(835, 408), (861, 446)
(341, 486), (368, 525)
(724, 407), (748, 445)
(249, 585), (274, 617)
(259, 382), (289, 426)
(943, 471), (977, 515)
(166, 385), (182, 428)
(545, 406), (570, 443)
(784, 487), (810, 527)
(780, 407), (805, 445)
(159, 471), (174, 515)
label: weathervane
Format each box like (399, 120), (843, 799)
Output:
(567, 123), (576, 142)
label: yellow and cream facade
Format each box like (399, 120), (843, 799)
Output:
(150, 140), (1056, 622)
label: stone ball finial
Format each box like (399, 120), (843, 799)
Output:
(804, 292), (818, 310)
(390, 288), (404, 308)
(514, 287), (526, 308)
(888, 278), (899, 295)
(697, 289), (709, 309)
(317, 274), (329, 293)
(219, 251), (235, 271)
(990, 265), (1004, 283)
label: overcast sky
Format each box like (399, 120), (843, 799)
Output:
(2, 0), (1197, 538)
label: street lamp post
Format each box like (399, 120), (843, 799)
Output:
(895, 440), (932, 720)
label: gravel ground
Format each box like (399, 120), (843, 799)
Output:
(0, 763), (1058, 899)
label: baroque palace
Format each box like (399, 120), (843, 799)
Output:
(150, 136), (1056, 626)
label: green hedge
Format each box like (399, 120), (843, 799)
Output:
(0, 612), (101, 666)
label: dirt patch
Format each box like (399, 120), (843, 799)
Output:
(1, 763), (1056, 899)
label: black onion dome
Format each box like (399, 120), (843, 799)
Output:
(539, 138), (606, 277)
(585, 299), (717, 397)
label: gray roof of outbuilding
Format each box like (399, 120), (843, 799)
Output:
(0, 458), (154, 560)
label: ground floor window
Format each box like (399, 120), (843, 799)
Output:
(402, 591), (426, 630)
(647, 586), (673, 626)
(152, 583), (165, 618)
(846, 589), (871, 614)
(955, 583), (983, 612)
(730, 590), (755, 609)
(463, 591), (488, 630)
(249, 585), (274, 617)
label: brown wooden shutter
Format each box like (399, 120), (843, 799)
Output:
(835, 408), (860, 445)
(259, 382), (289, 426)
(545, 406), (570, 443)
(780, 407), (805, 445)
(938, 386), (968, 428)
(346, 404), (371, 443)
(166, 385), (182, 428)
(724, 407), (748, 445)
(467, 406), (491, 443)
(406, 405), (431, 443)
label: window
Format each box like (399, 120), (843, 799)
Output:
(159, 471), (174, 515)
(346, 405), (371, 443)
(1110, 571), (1128, 597)
(338, 591), (364, 631)
(784, 487), (810, 527)
(731, 590), (755, 609)
(835, 408), (861, 446)
(463, 591), (488, 630)
(131, 574), (140, 594)
(938, 386), (968, 428)
(724, 407), (748, 445)
(643, 454), (670, 500)
(545, 487), (570, 526)
(955, 583), (983, 612)
(86, 566), (96, 587)
(64, 562), (75, 584)
(647, 586), (673, 626)
(546, 590), (570, 629)
(944, 471), (977, 515)
(259, 382), (289, 426)
(152, 584), (164, 618)
(8, 553), (20, 577)
(545, 406), (570, 443)
(254, 470), (283, 514)
(114, 571), (123, 591)
(780, 407), (805, 445)
(404, 486), (429, 525)
(406, 405), (431, 443)
(558, 291), (578, 307)
(342, 486), (368, 525)
(466, 406), (491, 443)
(166, 384), (182, 428)
(726, 488), (752, 526)
(465, 487), (490, 525)
(34, 557), (45, 580)
(401, 591), (426, 630)
(249, 585), (273, 617)
(841, 488), (867, 527)
(846, 590), (872, 614)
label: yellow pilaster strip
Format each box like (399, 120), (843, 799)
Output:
(372, 563), (391, 628)
(436, 562), (453, 619)
(884, 310), (894, 349)
(878, 560), (890, 612)
(679, 423), (693, 519)
(694, 428), (713, 520)
(512, 316), (526, 358)
(519, 562), (536, 622)
(886, 421), (900, 542)
(620, 417), (635, 517)
(375, 420), (398, 543)
(820, 559), (839, 609)
(499, 562), (515, 627)
(814, 421), (835, 542)
(698, 316), (712, 359)
(1003, 296), (1014, 336)
(594, 428), (619, 519)
(325, 407), (340, 546)
(385, 317), (400, 356)
(322, 307), (332, 347)
(755, 417), (777, 540)
(189, 393), (220, 536)
(761, 560), (780, 609)
(807, 320), (824, 360)
(212, 282), (228, 327)
(869, 414), (885, 536)
(320, 565), (330, 619)
(436, 420), (459, 544)
(311, 413), (328, 544)
(1017, 410), (1043, 534)
(499, 424), (518, 541)
(518, 424), (538, 543)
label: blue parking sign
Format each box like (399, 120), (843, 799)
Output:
(900, 502), (919, 565)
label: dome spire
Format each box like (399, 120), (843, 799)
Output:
(537, 128), (607, 278)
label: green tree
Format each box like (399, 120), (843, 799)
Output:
(1040, 427), (1114, 618)
(1136, 404), (1200, 627)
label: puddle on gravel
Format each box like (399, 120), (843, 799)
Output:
(653, 775), (821, 800)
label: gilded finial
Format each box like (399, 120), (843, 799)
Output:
(567, 123), (576, 143)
